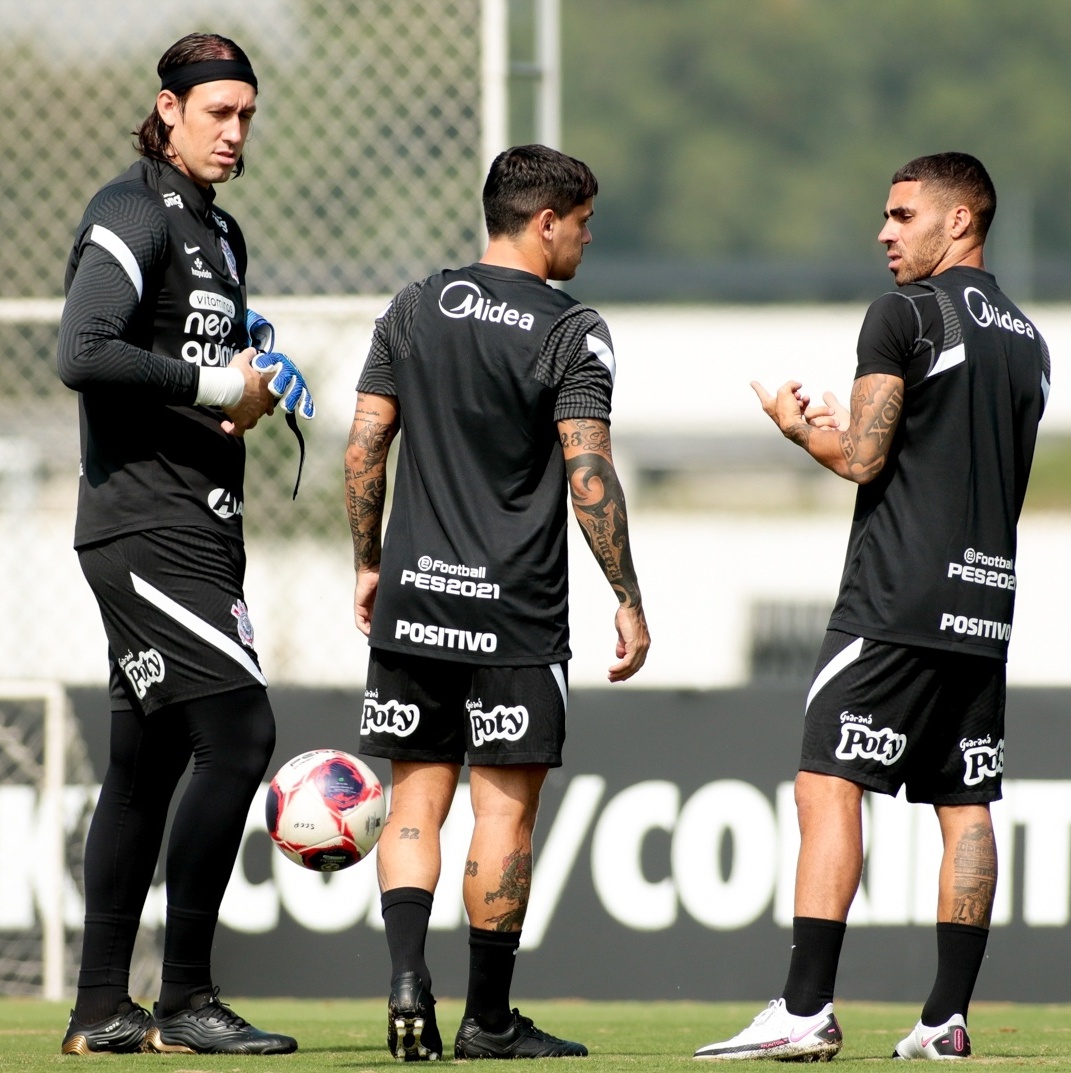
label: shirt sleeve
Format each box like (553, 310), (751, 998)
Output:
(356, 280), (424, 397)
(854, 290), (921, 379)
(56, 185), (198, 402)
(538, 305), (616, 423)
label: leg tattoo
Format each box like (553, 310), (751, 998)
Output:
(950, 822), (997, 927)
(483, 849), (532, 932)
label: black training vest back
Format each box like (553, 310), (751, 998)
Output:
(370, 264), (583, 665)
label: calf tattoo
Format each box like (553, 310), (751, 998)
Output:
(483, 848), (532, 931)
(950, 822), (997, 928)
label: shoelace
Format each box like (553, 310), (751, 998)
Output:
(751, 1001), (781, 1026)
(194, 988), (250, 1028)
(511, 1011), (561, 1042)
(117, 1002), (151, 1020)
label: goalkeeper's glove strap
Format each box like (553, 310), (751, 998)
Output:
(286, 410), (306, 499)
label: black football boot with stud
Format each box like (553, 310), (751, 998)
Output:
(388, 971), (442, 1061)
(454, 1008), (588, 1059)
(144, 987), (297, 1055)
(61, 1001), (152, 1055)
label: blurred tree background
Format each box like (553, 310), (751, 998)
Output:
(559, 0), (1071, 303)
(4, 0), (1070, 305)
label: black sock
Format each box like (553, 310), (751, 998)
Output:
(920, 923), (988, 1026)
(156, 688), (277, 1019)
(464, 927), (520, 1032)
(75, 709), (190, 1026)
(156, 982), (214, 1018)
(382, 887), (434, 989)
(73, 985), (131, 1025)
(156, 904), (216, 1016)
(781, 916), (847, 1016)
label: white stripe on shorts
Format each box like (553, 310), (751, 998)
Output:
(805, 636), (863, 714)
(549, 662), (567, 712)
(129, 571), (267, 686)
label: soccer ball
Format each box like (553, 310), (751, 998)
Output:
(265, 749), (386, 871)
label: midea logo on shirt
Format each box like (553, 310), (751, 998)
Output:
(963, 286), (1035, 338)
(438, 280), (535, 331)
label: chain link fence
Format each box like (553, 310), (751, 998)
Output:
(2, 0), (485, 299)
(1, 1), (489, 685)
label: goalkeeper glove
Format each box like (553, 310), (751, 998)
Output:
(246, 307), (276, 353)
(251, 351), (316, 420)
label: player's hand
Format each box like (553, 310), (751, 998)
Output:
(246, 307), (276, 353)
(354, 570), (380, 636)
(805, 390), (848, 430)
(608, 603), (650, 683)
(252, 351), (316, 419)
(221, 347), (277, 436)
(751, 379), (810, 433)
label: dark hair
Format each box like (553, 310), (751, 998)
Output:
(891, 152), (996, 240)
(134, 33), (254, 178)
(482, 144), (598, 237)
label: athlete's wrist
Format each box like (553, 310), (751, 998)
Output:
(195, 366), (245, 408)
(783, 419), (812, 446)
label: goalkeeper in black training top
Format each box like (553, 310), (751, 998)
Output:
(57, 31), (312, 1058)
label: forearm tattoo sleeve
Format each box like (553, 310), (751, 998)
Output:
(345, 411), (395, 570)
(561, 420), (642, 608)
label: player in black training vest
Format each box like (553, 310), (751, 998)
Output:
(346, 145), (650, 1060)
(58, 32), (312, 1057)
(694, 154), (1048, 1061)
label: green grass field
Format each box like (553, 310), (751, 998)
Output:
(4, 998), (1071, 1071)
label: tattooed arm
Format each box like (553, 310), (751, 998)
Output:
(750, 372), (906, 483)
(558, 417), (650, 682)
(344, 391), (399, 635)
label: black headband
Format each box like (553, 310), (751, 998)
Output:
(160, 59), (258, 95)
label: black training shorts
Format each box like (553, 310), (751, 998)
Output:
(800, 630), (1005, 804)
(78, 527), (266, 715)
(360, 648), (568, 767)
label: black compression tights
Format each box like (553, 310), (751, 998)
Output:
(76, 686), (275, 1015)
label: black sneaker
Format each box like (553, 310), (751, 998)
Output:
(61, 1001), (151, 1054)
(388, 971), (442, 1061)
(454, 1009), (588, 1059)
(144, 988), (297, 1055)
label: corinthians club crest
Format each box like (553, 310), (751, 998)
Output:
(220, 237), (239, 283)
(231, 599), (255, 648)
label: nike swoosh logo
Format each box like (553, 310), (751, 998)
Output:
(789, 1019), (827, 1043)
(184, 243), (200, 254)
(920, 1031), (943, 1048)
